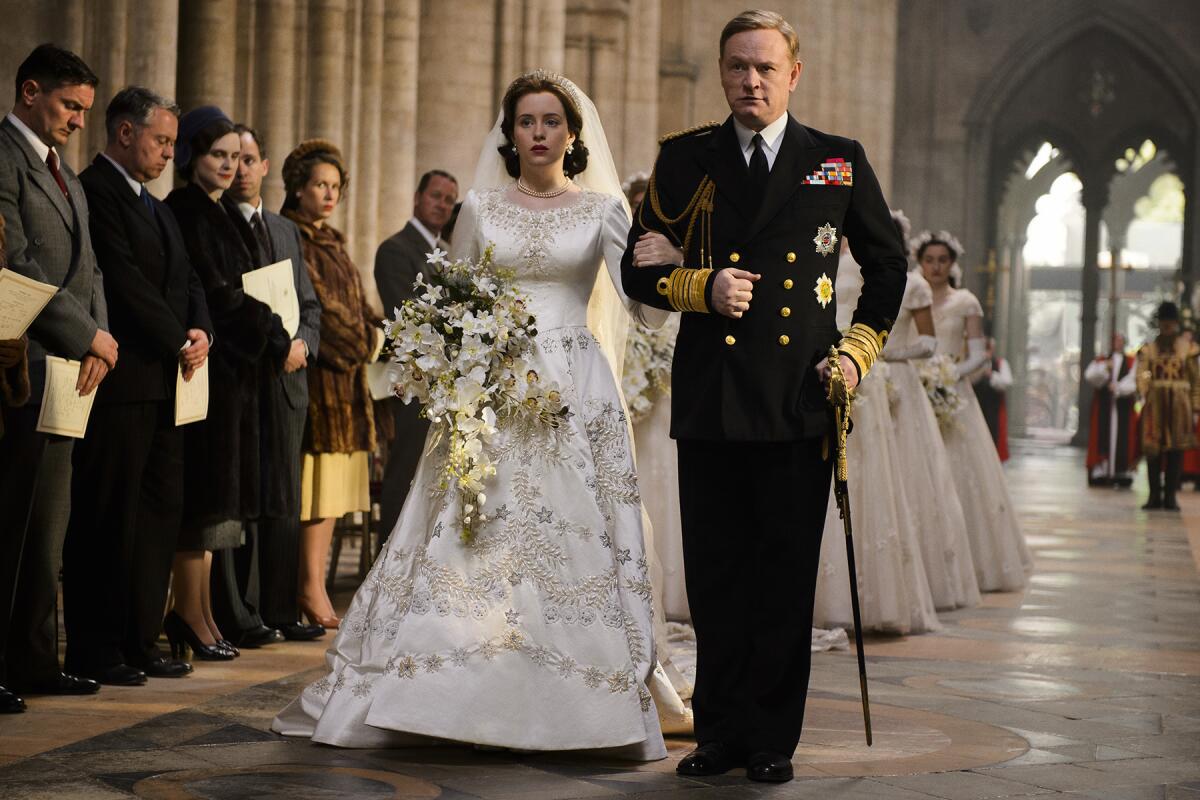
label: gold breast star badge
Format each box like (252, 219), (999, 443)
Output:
(814, 273), (834, 308)
(813, 222), (838, 257)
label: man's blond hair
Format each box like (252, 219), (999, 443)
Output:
(719, 9), (800, 63)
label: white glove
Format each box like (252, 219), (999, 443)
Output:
(955, 337), (989, 380)
(882, 334), (937, 362)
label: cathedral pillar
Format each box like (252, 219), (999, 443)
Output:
(416, 0), (497, 187)
(251, 0), (299, 212)
(305, 0), (349, 144)
(177, 0), (238, 114)
(1072, 176), (1109, 446)
(377, 0), (419, 240)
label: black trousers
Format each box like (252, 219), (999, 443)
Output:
(677, 437), (833, 757)
(380, 397), (429, 536)
(1147, 450), (1183, 504)
(211, 523), (263, 634)
(63, 402), (182, 671)
(0, 403), (74, 688)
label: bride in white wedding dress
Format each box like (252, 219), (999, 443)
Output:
(273, 71), (687, 759)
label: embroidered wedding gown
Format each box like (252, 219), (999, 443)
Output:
(929, 288), (1033, 592)
(272, 186), (680, 758)
(881, 272), (980, 610)
(813, 253), (940, 635)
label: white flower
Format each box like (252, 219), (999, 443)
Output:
(426, 247), (448, 265)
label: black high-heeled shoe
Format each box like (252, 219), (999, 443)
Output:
(163, 612), (235, 661)
(217, 639), (240, 657)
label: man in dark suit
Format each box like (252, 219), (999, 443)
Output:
(621, 11), (906, 783)
(0, 45), (113, 708)
(215, 124), (324, 643)
(374, 169), (457, 534)
(64, 87), (213, 686)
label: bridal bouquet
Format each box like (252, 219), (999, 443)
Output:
(622, 316), (678, 423)
(917, 354), (965, 431)
(384, 245), (568, 543)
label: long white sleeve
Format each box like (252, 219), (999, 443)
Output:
(1083, 358), (1111, 388)
(955, 337), (989, 379)
(882, 334), (937, 362)
(1114, 361), (1138, 397)
(600, 195), (669, 330)
(989, 358), (1013, 390)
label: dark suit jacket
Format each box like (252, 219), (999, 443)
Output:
(0, 116), (108, 404)
(374, 221), (433, 315)
(220, 196), (321, 411)
(79, 155), (212, 404)
(622, 115), (907, 442)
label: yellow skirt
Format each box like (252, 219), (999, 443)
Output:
(300, 451), (371, 521)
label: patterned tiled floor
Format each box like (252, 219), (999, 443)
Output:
(2, 441), (1199, 798)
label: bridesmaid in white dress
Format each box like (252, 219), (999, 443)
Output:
(880, 213), (980, 611)
(273, 72), (687, 757)
(916, 231), (1033, 592)
(813, 244), (940, 635)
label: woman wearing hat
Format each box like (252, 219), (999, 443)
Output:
(280, 140), (377, 629)
(165, 107), (291, 659)
(1136, 301), (1200, 510)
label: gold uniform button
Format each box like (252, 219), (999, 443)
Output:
(780, 307), (791, 318)
(729, 252), (740, 264)
(725, 335), (736, 346)
(786, 252), (797, 263)
(778, 335), (790, 346)
(782, 279), (794, 290)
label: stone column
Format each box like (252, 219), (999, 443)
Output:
(1072, 177), (1109, 446)
(530, 0), (566, 73)
(656, 0), (698, 136)
(127, 0), (181, 198)
(305, 0), (348, 144)
(621, 0), (660, 176)
(377, 0), (419, 241)
(177, 0), (238, 114)
(350, 0), (386, 309)
(416, 0), (497, 188)
(252, 0), (299, 212)
(79, 0), (129, 165)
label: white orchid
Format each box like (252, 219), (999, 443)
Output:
(382, 244), (568, 543)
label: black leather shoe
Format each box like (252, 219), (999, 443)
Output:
(27, 671), (101, 695)
(273, 621), (326, 641)
(1142, 498), (1163, 510)
(676, 742), (742, 776)
(0, 685), (26, 713)
(1164, 502), (1181, 511)
(746, 751), (793, 783)
(85, 663), (147, 686)
(142, 657), (193, 678)
(238, 625), (285, 649)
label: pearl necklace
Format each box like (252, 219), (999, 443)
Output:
(516, 177), (571, 198)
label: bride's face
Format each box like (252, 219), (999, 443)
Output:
(919, 243), (955, 289)
(512, 92), (575, 174)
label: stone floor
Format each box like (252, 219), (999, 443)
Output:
(1, 441), (1199, 799)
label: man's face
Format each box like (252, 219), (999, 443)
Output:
(719, 29), (801, 131)
(121, 107), (177, 183)
(230, 131), (269, 204)
(1161, 320), (1181, 337)
(19, 80), (95, 147)
(413, 174), (458, 234)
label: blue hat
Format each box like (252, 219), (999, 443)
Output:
(175, 105), (233, 172)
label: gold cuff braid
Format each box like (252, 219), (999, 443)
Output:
(837, 323), (888, 380)
(656, 267), (713, 313)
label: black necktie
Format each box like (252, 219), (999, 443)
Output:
(140, 185), (154, 215)
(747, 133), (769, 215)
(250, 211), (274, 262)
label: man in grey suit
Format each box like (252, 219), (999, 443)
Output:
(374, 169), (457, 535)
(0, 44), (113, 710)
(216, 124), (324, 643)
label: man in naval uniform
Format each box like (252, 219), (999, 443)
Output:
(621, 9), (906, 784)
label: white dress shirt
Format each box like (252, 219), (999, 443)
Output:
(733, 113), (789, 171)
(409, 216), (441, 251)
(237, 198), (265, 223)
(5, 112), (52, 164)
(100, 153), (144, 197)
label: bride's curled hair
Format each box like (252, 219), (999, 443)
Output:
(498, 71), (590, 179)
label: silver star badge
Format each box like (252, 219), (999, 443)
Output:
(813, 223), (838, 257)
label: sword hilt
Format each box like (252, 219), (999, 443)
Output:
(826, 347), (852, 483)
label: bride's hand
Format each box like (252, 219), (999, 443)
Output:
(632, 231), (684, 268)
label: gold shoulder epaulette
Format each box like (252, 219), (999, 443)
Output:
(658, 121), (720, 146)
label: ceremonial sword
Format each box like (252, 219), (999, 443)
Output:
(826, 346), (873, 746)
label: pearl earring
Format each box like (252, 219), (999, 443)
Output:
(510, 145), (517, 154)
(566, 143), (574, 154)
